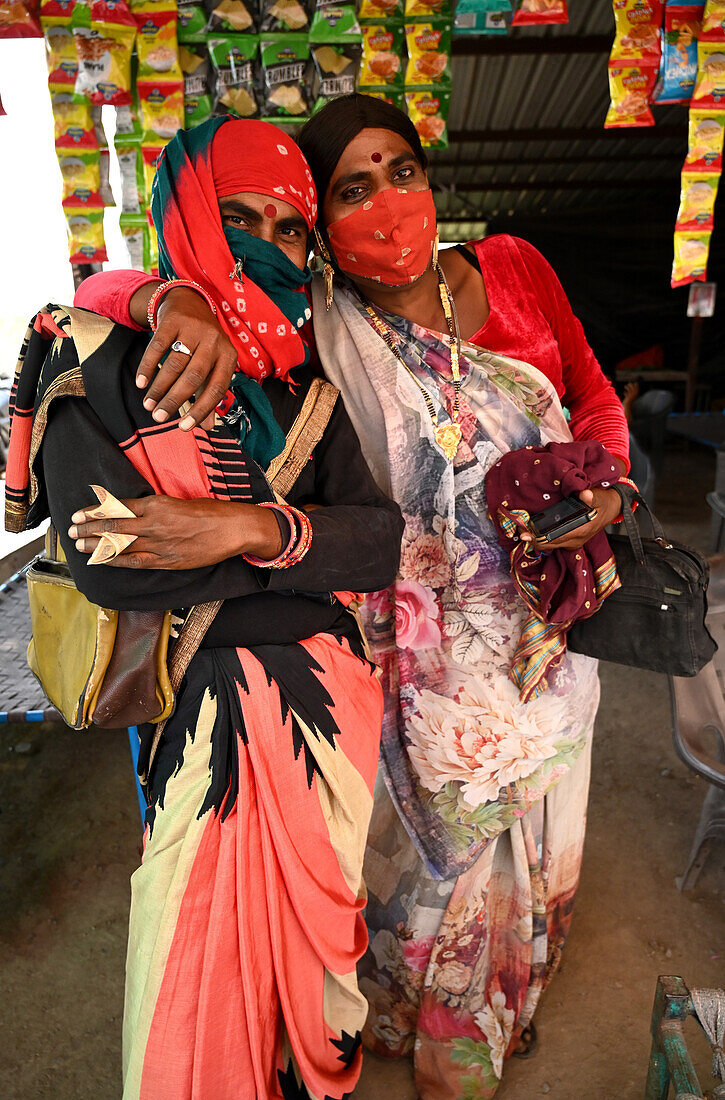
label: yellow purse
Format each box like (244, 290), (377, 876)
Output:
(26, 526), (174, 730)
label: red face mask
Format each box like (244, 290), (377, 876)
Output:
(326, 187), (437, 286)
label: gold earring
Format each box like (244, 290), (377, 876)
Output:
(432, 231), (439, 268)
(314, 227), (335, 310)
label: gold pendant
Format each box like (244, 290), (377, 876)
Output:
(434, 421), (462, 462)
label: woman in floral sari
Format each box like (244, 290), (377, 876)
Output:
(74, 98), (629, 1099)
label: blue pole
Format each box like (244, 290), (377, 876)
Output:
(127, 726), (147, 826)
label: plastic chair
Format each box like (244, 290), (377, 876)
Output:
(645, 975), (724, 1100)
(669, 557), (725, 890)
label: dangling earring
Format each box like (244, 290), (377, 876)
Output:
(314, 227), (335, 310)
(432, 231), (439, 269)
(230, 257), (244, 283)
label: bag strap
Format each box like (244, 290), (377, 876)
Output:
(143, 378), (341, 782)
(613, 482), (669, 566)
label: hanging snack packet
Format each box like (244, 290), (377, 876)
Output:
(685, 108), (725, 171)
(205, 0), (256, 32)
(115, 100), (141, 134)
(50, 86), (97, 145)
(511, 0), (566, 24)
(359, 0), (402, 15)
(57, 146), (104, 206)
(605, 63), (657, 126)
(42, 17), (79, 84)
(310, 8), (362, 112)
(454, 0), (510, 36)
(147, 210), (159, 274)
(0, 0), (42, 38)
(260, 34), (313, 116)
(120, 213), (150, 269)
(676, 171), (720, 229)
(362, 87), (406, 109)
(115, 135), (145, 211)
(181, 42), (213, 126)
(178, 0), (206, 39)
(359, 21), (405, 88)
(610, 0), (663, 65)
(671, 229), (711, 286)
(137, 78), (184, 138)
(692, 40), (725, 106)
(66, 207), (107, 263)
(73, 0), (136, 105)
(655, 5), (702, 103)
(208, 35), (260, 118)
(406, 87), (450, 146)
(405, 0), (451, 16)
(141, 143), (165, 205)
(260, 0), (309, 33)
(135, 8), (182, 81)
(405, 18), (452, 88)
(701, 0), (725, 40)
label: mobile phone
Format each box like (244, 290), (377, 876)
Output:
(527, 495), (597, 543)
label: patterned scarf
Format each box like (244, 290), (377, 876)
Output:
(150, 117), (317, 465)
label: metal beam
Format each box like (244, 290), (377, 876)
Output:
(429, 152), (683, 170)
(447, 125), (684, 144)
(434, 178), (676, 193)
(452, 33), (612, 57)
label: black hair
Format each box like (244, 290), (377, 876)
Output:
(298, 93), (428, 219)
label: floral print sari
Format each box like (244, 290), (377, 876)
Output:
(312, 280), (601, 1099)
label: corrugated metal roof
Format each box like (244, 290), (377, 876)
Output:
(430, 4), (687, 223)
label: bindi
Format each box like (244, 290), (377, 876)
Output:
(371, 152), (382, 163)
(264, 203), (277, 217)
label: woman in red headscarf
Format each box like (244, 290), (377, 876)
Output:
(6, 117), (403, 1100)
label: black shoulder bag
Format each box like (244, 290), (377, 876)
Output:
(567, 484), (716, 675)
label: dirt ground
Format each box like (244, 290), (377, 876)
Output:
(1, 445), (724, 1100)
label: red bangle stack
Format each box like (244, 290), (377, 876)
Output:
(612, 475), (639, 524)
(146, 279), (218, 331)
(243, 503), (313, 570)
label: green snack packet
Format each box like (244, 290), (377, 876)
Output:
(405, 87), (450, 147)
(205, 0), (257, 34)
(178, 0), (208, 41)
(120, 213), (151, 269)
(454, 0), (509, 34)
(115, 134), (145, 213)
(208, 35), (261, 118)
(360, 87), (406, 111)
(359, 21), (405, 89)
(260, 34), (313, 117)
(260, 0), (310, 33)
(404, 17), (452, 89)
(180, 42), (214, 126)
(310, 6), (362, 111)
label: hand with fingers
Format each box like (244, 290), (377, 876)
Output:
(68, 493), (283, 570)
(131, 284), (239, 432)
(520, 487), (623, 552)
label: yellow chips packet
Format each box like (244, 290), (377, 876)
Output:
(135, 8), (181, 81)
(671, 229), (711, 287)
(685, 108), (725, 172)
(66, 207), (108, 263)
(676, 172), (720, 230)
(604, 63), (656, 127)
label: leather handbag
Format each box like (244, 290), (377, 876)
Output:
(567, 484), (716, 676)
(26, 526), (174, 730)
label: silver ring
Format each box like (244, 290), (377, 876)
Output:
(171, 339), (192, 355)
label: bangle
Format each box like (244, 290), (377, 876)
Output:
(146, 279), (218, 331)
(612, 476), (639, 524)
(243, 503), (313, 569)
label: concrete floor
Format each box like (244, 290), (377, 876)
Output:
(1, 443), (724, 1099)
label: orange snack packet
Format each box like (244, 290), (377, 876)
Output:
(511, 0), (567, 25)
(610, 0), (663, 65)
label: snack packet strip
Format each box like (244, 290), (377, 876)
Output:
(404, 17), (452, 88)
(701, 0), (725, 41)
(0, 0), (42, 38)
(57, 145), (104, 206)
(259, 0), (310, 33)
(609, 0), (664, 66)
(50, 85), (98, 146)
(115, 135), (145, 212)
(205, 0), (256, 33)
(260, 33), (313, 117)
(208, 34), (261, 118)
(685, 106), (725, 170)
(405, 0), (452, 17)
(120, 212), (150, 269)
(66, 206), (108, 263)
(511, 0), (567, 26)
(73, 0), (137, 106)
(180, 42), (213, 126)
(134, 7), (182, 82)
(42, 14), (79, 85)
(671, 228), (711, 286)
(359, 0), (403, 16)
(310, 8), (363, 112)
(692, 39), (725, 107)
(654, 4), (703, 104)
(136, 78), (184, 140)
(178, 0), (207, 40)
(406, 87), (450, 146)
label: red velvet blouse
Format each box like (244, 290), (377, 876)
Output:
(73, 233), (629, 469)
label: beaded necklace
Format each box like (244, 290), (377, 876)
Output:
(362, 262), (463, 462)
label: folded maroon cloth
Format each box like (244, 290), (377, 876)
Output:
(484, 441), (622, 698)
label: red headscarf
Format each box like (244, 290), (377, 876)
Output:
(151, 117), (317, 383)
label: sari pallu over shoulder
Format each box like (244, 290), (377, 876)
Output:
(312, 278), (600, 881)
(6, 304), (389, 1100)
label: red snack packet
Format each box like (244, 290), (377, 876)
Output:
(0, 0), (42, 37)
(511, 0), (567, 25)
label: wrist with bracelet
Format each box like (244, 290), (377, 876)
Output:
(611, 476), (639, 524)
(146, 279), (218, 332)
(243, 502), (313, 570)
